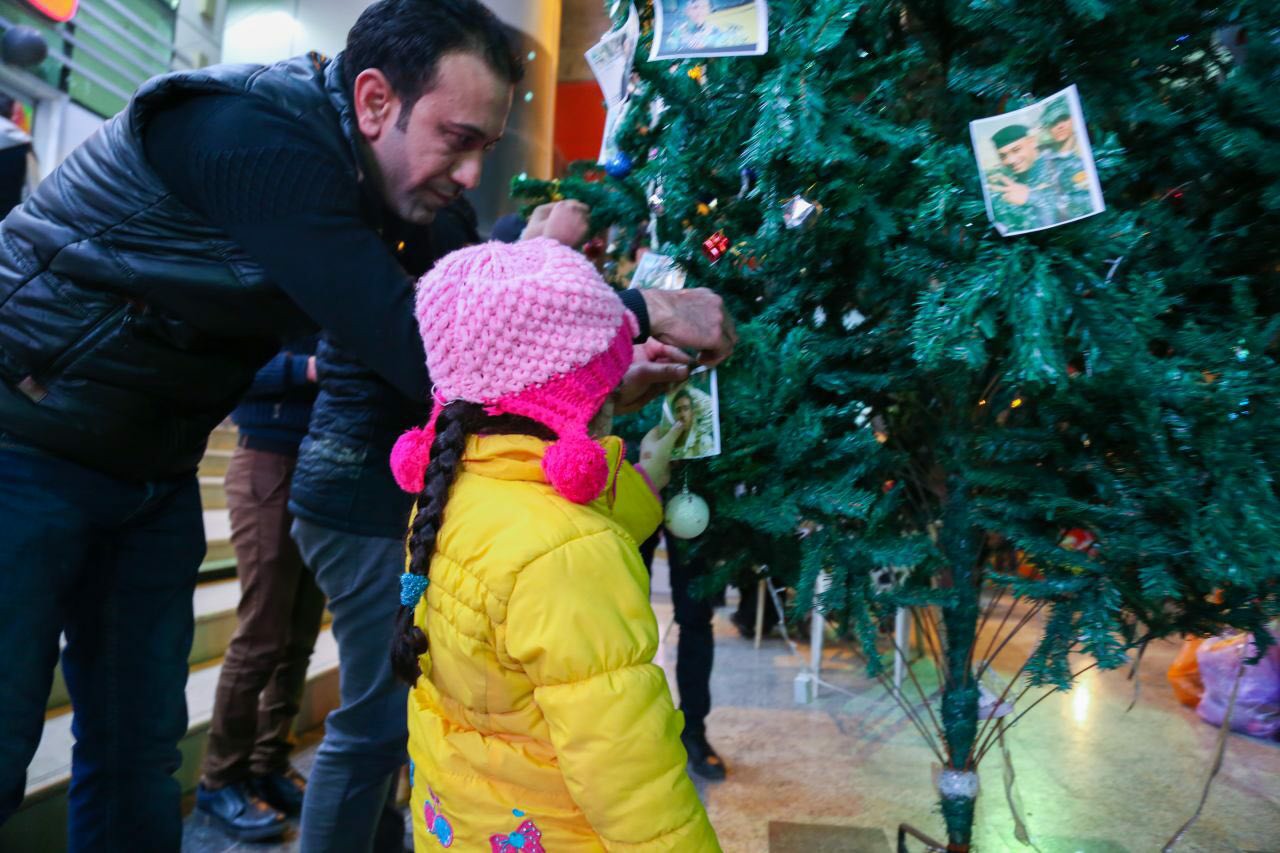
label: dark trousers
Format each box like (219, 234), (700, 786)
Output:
(291, 519), (407, 853)
(0, 439), (205, 851)
(641, 531), (715, 737)
(202, 446), (325, 787)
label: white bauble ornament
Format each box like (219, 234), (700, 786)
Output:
(664, 490), (710, 539)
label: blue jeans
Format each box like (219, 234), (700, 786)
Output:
(291, 519), (406, 853)
(0, 440), (204, 851)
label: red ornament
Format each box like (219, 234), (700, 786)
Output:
(701, 231), (729, 263)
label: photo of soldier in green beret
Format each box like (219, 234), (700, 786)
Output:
(970, 85), (1104, 236)
(651, 0), (769, 60)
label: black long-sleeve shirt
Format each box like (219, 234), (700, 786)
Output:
(142, 94), (650, 404)
(143, 94), (430, 400)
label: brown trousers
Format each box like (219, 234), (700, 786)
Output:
(202, 444), (326, 787)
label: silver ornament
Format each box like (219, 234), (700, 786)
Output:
(783, 196), (818, 229)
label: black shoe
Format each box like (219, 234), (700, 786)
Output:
(195, 781), (288, 842)
(250, 767), (307, 816)
(681, 731), (728, 781)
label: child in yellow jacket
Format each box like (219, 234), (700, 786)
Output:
(387, 239), (720, 852)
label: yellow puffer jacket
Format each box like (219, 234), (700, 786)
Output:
(406, 433), (720, 853)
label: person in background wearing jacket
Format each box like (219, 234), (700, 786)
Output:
(195, 337), (326, 841)
(288, 198), (478, 851)
(0, 93), (37, 213)
(390, 239), (720, 852)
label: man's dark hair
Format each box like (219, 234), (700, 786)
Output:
(342, 0), (524, 130)
(0, 95), (14, 121)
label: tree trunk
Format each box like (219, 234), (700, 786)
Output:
(937, 478), (981, 850)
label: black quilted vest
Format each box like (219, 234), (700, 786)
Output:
(0, 53), (359, 479)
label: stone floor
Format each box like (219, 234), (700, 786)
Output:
(182, 591), (1280, 852)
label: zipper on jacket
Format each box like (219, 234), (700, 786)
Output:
(20, 303), (129, 402)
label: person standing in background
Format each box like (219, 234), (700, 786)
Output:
(288, 199), (481, 853)
(0, 94), (36, 213)
(196, 336), (326, 842)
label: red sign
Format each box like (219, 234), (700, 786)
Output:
(25, 0), (79, 23)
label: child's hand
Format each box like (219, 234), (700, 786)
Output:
(637, 421), (681, 494)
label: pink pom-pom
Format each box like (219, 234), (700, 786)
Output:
(390, 427), (433, 493)
(542, 436), (608, 504)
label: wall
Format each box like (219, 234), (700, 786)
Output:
(173, 0), (227, 69)
(553, 0), (611, 174)
(54, 98), (105, 157)
(222, 0), (358, 64)
(463, 0), (560, 230)
(64, 0), (176, 117)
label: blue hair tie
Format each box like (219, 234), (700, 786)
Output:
(400, 573), (429, 607)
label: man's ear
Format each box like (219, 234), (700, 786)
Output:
(353, 68), (400, 142)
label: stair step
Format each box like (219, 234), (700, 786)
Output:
(198, 449), (233, 479)
(199, 476), (227, 510)
(198, 557), (237, 581)
(5, 630), (340, 851)
(206, 427), (238, 452)
(203, 508), (233, 563)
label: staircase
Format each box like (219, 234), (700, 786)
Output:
(1, 425), (340, 851)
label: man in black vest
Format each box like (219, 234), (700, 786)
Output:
(0, 0), (735, 847)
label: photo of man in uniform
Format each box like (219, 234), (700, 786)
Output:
(652, 0), (768, 60)
(986, 124), (1060, 233)
(664, 0), (746, 52)
(971, 85), (1104, 236)
(1037, 97), (1094, 222)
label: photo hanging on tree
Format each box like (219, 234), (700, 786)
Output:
(598, 102), (624, 165)
(660, 367), (721, 461)
(650, 0), (769, 61)
(628, 250), (688, 291)
(969, 84), (1105, 237)
(584, 3), (640, 107)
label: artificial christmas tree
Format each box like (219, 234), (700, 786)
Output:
(518, 2), (1279, 848)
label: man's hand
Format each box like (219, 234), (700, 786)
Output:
(989, 173), (1030, 206)
(641, 288), (737, 366)
(306, 355), (318, 383)
(521, 200), (591, 248)
(615, 340), (692, 413)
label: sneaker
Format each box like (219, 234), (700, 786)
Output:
(250, 767), (307, 816)
(680, 731), (728, 781)
(195, 781), (287, 842)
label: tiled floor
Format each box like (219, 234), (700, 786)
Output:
(183, 592), (1280, 852)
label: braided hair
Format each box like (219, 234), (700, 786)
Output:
(390, 401), (556, 684)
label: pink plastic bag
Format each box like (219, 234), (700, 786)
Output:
(1195, 631), (1280, 739)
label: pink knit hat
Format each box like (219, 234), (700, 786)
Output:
(390, 238), (637, 503)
